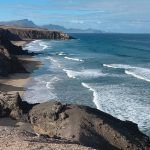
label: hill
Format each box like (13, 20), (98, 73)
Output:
(0, 19), (103, 33)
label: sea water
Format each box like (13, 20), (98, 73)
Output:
(23, 33), (150, 136)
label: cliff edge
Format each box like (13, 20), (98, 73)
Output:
(0, 26), (73, 40)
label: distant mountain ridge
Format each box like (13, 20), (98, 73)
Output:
(0, 19), (38, 28)
(42, 24), (103, 33)
(0, 19), (103, 33)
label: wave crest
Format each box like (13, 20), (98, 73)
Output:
(24, 40), (49, 51)
(64, 56), (83, 62)
(63, 69), (105, 79)
(103, 64), (150, 83)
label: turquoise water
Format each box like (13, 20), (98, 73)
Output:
(23, 33), (150, 136)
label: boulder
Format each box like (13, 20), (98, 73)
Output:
(0, 92), (36, 120)
(29, 101), (150, 150)
(0, 92), (22, 119)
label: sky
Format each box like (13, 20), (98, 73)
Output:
(0, 0), (150, 33)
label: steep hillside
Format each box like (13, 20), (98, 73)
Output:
(0, 26), (72, 40)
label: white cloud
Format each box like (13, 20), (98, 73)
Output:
(70, 19), (84, 24)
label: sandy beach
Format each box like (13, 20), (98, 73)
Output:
(0, 41), (41, 97)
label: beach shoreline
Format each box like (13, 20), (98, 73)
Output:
(0, 40), (41, 97)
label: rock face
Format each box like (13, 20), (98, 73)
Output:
(0, 92), (36, 120)
(0, 35), (28, 55)
(0, 26), (73, 40)
(29, 101), (150, 150)
(0, 48), (27, 76)
(0, 92), (22, 119)
(0, 37), (27, 76)
(0, 28), (21, 41)
(0, 93), (149, 150)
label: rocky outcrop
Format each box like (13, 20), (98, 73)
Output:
(0, 47), (27, 76)
(0, 92), (22, 119)
(0, 28), (21, 41)
(0, 35), (29, 55)
(0, 36), (27, 76)
(0, 92), (149, 149)
(0, 92), (36, 120)
(29, 101), (150, 150)
(0, 26), (73, 40)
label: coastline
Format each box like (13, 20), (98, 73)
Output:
(0, 39), (150, 149)
(0, 40), (94, 150)
(0, 40), (41, 97)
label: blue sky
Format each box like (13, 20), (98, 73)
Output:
(0, 0), (150, 33)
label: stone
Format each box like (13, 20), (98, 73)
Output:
(0, 92), (36, 120)
(29, 101), (150, 149)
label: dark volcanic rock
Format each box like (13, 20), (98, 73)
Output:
(0, 92), (36, 120)
(0, 92), (22, 119)
(0, 28), (21, 41)
(0, 36), (28, 76)
(0, 47), (27, 76)
(29, 101), (150, 150)
(0, 27), (73, 40)
(0, 35), (29, 55)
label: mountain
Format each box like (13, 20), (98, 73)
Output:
(0, 19), (38, 28)
(0, 19), (103, 33)
(42, 24), (103, 33)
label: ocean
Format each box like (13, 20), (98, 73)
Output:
(23, 33), (150, 136)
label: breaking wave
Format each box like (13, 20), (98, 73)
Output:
(64, 56), (83, 62)
(103, 64), (150, 83)
(63, 69), (105, 79)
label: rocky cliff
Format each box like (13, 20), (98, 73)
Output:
(0, 26), (73, 40)
(0, 28), (21, 41)
(0, 36), (27, 76)
(0, 92), (149, 150)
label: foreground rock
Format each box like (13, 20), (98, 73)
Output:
(0, 92), (149, 149)
(29, 101), (150, 150)
(0, 92), (34, 120)
(0, 126), (93, 150)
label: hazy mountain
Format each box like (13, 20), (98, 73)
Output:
(0, 19), (103, 33)
(0, 19), (38, 28)
(42, 24), (103, 33)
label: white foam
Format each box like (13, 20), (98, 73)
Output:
(125, 68), (150, 82)
(63, 69), (76, 78)
(81, 82), (150, 133)
(64, 56), (83, 62)
(82, 83), (101, 110)
(103, 64), (131, 69)
(23, 75), (60, 103)
(63, 69), (105, 79)
(39, 42), (49, 50)
(103, 64), (150, 83)
(58, 52), (66, 56)
(24, 40), (49, 52)
(46, 57), (62, 69)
